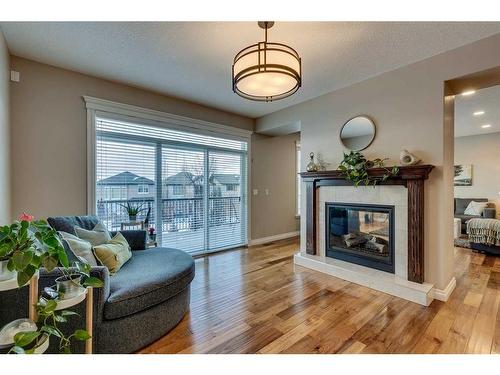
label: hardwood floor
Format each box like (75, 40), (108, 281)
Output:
(139, 238), (500, 354)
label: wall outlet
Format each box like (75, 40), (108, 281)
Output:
(10, 70), (20, 82)
(252, 189), (258, 196)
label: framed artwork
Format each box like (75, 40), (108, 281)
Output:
(454, 164), (472, 186)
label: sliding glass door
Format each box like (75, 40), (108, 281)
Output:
(94, 115), (248, 255)
(208, 151), (246, 250)
(161, 146), (206, 253)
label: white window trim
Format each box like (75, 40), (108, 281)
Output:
(85, 97), (253, 234)
(295, 140), (301, 218)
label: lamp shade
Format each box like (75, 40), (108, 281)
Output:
(232, 24), (301, 102)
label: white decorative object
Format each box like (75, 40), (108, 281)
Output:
(399, 150), (421, 166)
(315, 153), (330, 171)
(0, 318), (37, 348)
(464, 201), (488, 216)
(0, 259), (16, 282)
(454, 218), (461, 239)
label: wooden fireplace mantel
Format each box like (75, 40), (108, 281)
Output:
(300, 164), (434, 284)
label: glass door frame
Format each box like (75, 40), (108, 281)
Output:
(94, 125), (249, 255)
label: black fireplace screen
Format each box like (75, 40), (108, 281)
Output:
(325, 203), (395, 273)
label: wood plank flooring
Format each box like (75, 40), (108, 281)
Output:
(139, 238), (500, 354)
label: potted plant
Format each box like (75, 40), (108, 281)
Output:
(0, 213), (103, 354)
(53, 262), (102, 300)
(148, 227), (156, 242)
(119, 202), (145, 221)
(0, 213), (69, 285)
(338, 151), (399, 187)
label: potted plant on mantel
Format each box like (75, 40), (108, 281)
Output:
(119, 202), (146, 221)
(338, 151), (399, 187)
(0, 213), (103, 354)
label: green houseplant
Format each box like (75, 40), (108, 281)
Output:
(338, 151), (399, 187)
(0, 213), (103, 354)
(0, 213), (69, 286)
(119, 202), (145, 221)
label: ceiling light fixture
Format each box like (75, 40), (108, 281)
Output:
(481, 124), (491, 128)
(473, 111), (485, 116)
(461, 90), (476, 96)
(232, 21), (302, 102)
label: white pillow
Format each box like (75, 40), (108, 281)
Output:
(59, 231), (98, 266)
(74, 221), (112, 247)
(464, 201), (488, 216)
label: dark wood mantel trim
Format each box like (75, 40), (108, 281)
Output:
(301, 164), (434, 284)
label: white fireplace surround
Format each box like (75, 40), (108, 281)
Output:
(295, 185), (436, 305)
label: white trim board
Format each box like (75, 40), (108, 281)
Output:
(430, 277), (457, 302)
(250, 231), (299, 246)
(84, 95), (252, 243)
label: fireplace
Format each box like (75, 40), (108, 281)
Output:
(325, 203), (395, 273)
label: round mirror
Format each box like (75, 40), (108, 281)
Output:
(340, 115), (376, 151)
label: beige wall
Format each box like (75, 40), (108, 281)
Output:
(251, 132), (300, 240)
(0, 30), (10, 225)
(257, 34), (500, 290)
(454, 132), (500, 217)
(10, 56), (253, 220)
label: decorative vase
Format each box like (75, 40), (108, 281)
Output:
(55, 274), (83, 299)
(399, 149), (421, 166)
(306, 152), (319, 172)
(0, 259), (16, 282)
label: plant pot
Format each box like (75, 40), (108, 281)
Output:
(128, 215), (137, 222)
(0, 259), (16, 282)
(55, 274), (83, 299)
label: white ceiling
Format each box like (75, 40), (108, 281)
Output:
(2, 22), (500, 118)
(455, 85), (500, 138)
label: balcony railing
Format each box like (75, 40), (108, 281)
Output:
(97, 196), (242, 232)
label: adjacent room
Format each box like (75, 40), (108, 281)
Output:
(1, 20), (500, 356)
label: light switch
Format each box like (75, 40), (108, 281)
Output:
(265, 189), (269, 196)
(252, 189), (258, 196)
(10, 70), (20, 82)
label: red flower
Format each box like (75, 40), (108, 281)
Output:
(19, 212), (34, 222)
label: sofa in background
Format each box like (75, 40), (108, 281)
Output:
(0, 215), (195, 354)
(454, 198), (496, 232)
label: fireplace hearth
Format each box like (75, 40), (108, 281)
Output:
(325, 203), (395, 273)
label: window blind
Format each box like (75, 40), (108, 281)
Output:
(95, 116), (248, 255)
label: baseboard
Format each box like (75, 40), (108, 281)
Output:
(250, 231), (299, 246)
(430, 277), (456, 302)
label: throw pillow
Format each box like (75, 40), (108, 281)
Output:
(75, 221), (111, 247)
(93, 232), (132, 274)
(464, 201), (488, 216)
(59, 231), (98, 266)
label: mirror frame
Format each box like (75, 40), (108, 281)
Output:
(339, 115), (376, 151)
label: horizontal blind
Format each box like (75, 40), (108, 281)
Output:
(96, 137), (157, 232)
(208, 151), (247, 251)
(161, 146), (206, 253)
(95, 116), (248, 255)
(97, 117), (247, 150)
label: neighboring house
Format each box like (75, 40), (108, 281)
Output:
(210, 174), (240, 197)
(96, 171), (155, 201)
(163, 172), (203, 198)
(163, 172), (240, 198)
